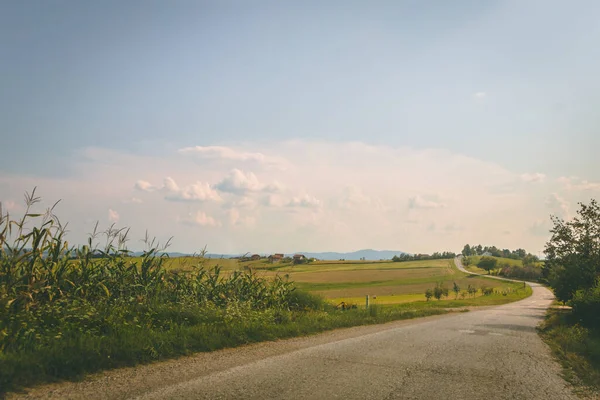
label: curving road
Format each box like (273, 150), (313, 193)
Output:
(12, 258), (576, 400)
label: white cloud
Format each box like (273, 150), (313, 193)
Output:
(163, 177), (221, 202)
(136, 177), (221, 202)
(287, 194), (321, 208)
(473, 92), (486, 99)
(180, 211), (220, 227)
(408, 196), (446, 209)
(215, 169), (263, 194)
(108, 209), (120, 223)
(234, 196), (257, 209)
(178, 145), (289, 170)
(135, 180), (156, 192)
(521, 173), (546, 183)
(2, 140), (579, 254)
(216, 169), (261, 194)
(558, 176), (600, 191)
(179, 146), (267, 163)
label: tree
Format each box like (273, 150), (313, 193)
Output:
(467, 284), (477, 298)
(425, 288), (433, 301)
(514, 248), (527, 259)
(477, 256), (497, 274)
(433, 284), (443, 300)
(462, 244), (472, 257)
(522, 254), (539, 267)
(544, 199), (600, 303)
(442, 286), (449, 299)
(453, 282), (460, 299)
(474, 245), (483, 255)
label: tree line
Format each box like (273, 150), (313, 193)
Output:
(391, 251), (456, 262)
(461, 244), (539, 262)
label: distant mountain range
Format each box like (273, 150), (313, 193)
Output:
(131, 249), (407, 261)
(293, 249), (407, 261)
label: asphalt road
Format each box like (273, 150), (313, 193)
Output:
(12, 258), (576, 400)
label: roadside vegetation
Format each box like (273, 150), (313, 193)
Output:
(0, 192), (461, 394)
(0, 191), (534, 394)
(540, 199), (600, 392)
(462, 255), (543, 281)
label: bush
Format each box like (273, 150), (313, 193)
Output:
(571, 279), (600, 329)
(477, 257), (497, 273)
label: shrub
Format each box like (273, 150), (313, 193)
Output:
(425, 288), (433, 301)
(571, 278), (600, 329)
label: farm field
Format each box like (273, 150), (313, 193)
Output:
(156, 256), (525, 305)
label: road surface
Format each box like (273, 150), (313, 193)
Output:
(11, 258), (576, 400)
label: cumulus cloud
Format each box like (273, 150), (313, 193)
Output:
(215, 169), (262, 194)
(163, 177), (221, 202)
(135, 180), (156, 192)
(135, 177), (221, 202)
(108, 209), (120, 223)
(408, 196), (446, 209)
(3, 140), (577, 254)
(214, 169), (283, 195)
(287, 194), (321, 208)
(180, 211), (220, 227)
(521, 173), (546, 183)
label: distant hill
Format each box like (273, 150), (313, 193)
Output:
(295, 249), (407, 261)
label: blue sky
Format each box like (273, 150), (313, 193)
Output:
(1, 1), (599, 254)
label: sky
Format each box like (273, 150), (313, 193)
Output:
(1, 0), (599, 255)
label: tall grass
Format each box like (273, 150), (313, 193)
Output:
(539, 309), (600, 393)
(0, 190), (302, 392)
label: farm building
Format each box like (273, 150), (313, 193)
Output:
(251, 254), (261, 261)
(293, 254), (306, 261)
(268, 253), (284, 263)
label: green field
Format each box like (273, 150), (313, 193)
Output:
(156, 257), (528, 306)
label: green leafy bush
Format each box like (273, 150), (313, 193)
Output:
(571, 279), (600, 329)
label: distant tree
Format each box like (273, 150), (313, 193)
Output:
(425, 288), (433, 301)
(453, 282), (460, 299)
(462, 256), (472, 266)
(475, 245), (483, 255)
(433, 284), (443, 300)
(462, 244), (472, 257)
(467, 284), (477, 298)
(522, 254), (539, 267)
(442, 286), (449, 299)
(514, 248), (527, 259)
(477, 256), (497, 274)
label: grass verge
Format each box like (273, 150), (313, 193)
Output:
(538, 308), (600, 395)
(0, 297), (449, 395)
